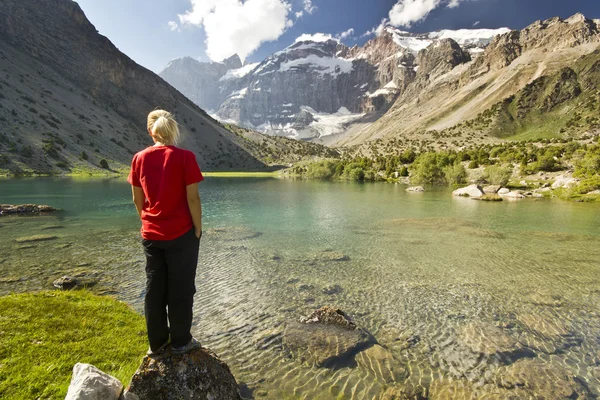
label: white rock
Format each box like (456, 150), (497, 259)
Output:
(452, 185), (484, 198)
(587, 190), (600, 195)
(519, 180), (528, 187)
(483, 185), (501, 194)
(65, 363), (123, 400)
(406, 186), (425, 192)
(551, 176), (579, 189)
(499, 190), (525, 199)
(498, 188), (510, 195)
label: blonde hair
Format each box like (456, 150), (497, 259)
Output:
(147, 110), (180, 145)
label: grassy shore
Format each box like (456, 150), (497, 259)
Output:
(0, 291), (147, 399)
(202, 171), (282, 178)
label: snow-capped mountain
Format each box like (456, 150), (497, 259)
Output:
(160, 26), (510, 140)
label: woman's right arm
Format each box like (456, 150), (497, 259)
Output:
(186, 183), (202, 238)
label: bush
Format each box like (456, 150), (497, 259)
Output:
(306, 160), (337, 180)
(20, 145), (33, 158)
(573, 176), (600, 194)
(347, 167), (365, 182)
(443, 163), (467, 186)
(468, 160), (479, 169)
(0, 154), (9, 166)
(411, 153), (446, 185)
(80, 151), (88, 161)
(482, 164), (513, 186)
(99, 159), (109, 169)
(399, 166), (409, 177)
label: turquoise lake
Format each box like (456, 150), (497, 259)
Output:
(1, 177), (599, 399)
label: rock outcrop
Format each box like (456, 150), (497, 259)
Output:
(283, 306), (376, 367)
(125, 347), (241, 400)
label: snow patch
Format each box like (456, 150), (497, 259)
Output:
(228, 88), (248, 100)
(301, 106), (364, 138)
(279, 55), (354, 76)
(428, 28), (511, 46)
(295, 33), (337, 43)
(219, 63), (259, 81)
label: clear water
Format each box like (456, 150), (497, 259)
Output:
(1, 177), (600, 399)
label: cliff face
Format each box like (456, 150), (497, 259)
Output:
(0, 0), (270, 173)
(160, 28), (507, 140)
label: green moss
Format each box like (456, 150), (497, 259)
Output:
(0, 291), (147, 399)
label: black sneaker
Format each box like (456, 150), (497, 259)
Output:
(147, 341), (169, 358)
(172, 337), (201, 355)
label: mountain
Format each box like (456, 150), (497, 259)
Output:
(339, 13), (600, 150)
(0, 0), (330, 175)
(159, 28), (510, 141)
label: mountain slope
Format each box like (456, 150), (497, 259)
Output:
(338, 14), (600, 150)
(0, 0), (275, 174)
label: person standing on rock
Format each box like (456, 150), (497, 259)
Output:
(128, 109), (203, 356)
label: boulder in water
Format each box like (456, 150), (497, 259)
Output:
(125, 347), (241, 400)
(53, 276), (78, 290)
(284, 306), (375, 368)
(452, 185), (484, 198)
(482, 185), (501, 194)
(0, 204), (57, 215)
(406, 186), (425, 192)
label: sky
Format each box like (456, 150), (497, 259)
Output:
(74, 0), (600, 73)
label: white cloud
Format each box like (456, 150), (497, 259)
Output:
(295, 33), (336, 43)
(337, 28), (355, 41)
(473, 20), (480, 27)
(178, 0), (292, 62)
(388, 0), (469, 27)
(295, 10), (304, 19)
(168, 21), (180, 32)
(363, 18), (388, 37)
(303, 0), (317, 14)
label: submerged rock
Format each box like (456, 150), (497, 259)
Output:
(459, 322), (532, 363)
(125, 347), (241, 400)
(53, 275), (78, 290)
(355, 344), (407, 383)
(0, 204), (57, 215)
(406, 186), (425, 192)
(65, 363), (122, 400)
(452, 185), (484, 198)
(322, 284), (343, 295)
(495, 359), (593, 399)
(284, 306), (375, 368)
(15, 235), (58, 243)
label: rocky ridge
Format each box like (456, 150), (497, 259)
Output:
(160, 28), (509, 141)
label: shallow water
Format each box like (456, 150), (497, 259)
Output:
(1, 177), (600, 399)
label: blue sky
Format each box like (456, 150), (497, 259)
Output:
(74, 0), (600, 73)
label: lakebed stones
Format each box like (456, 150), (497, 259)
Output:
(65, 363), (123, 400)
(452, 184), (484, 198)
(355, 344), (407, 383)
(406, 186), (425, 192)
(459, 322), (532, 363)
(495, 359), (593, 399)
(0, 204), (57, 215)
(516, 314), (581, 354)
(125, 347), (241, 400)
(312, 250), (350, 263)
(15, 234), (58, 243)
(284, 306), (376, 367)
(322, 284), (343, 295)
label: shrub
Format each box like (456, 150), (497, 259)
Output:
(20, 145), (33, 158)
(443, 163), (467, 185)
(411, 153), (446, 185)
(347, 167), (365, 182)
(482, 164), (513, 186)
(0, 154), (9, 165)
(573, 176), (600, 194)
(468, 160), (479, 169)
(80, 151), (88, 161)
(399, 166), (409, 177)
(306, 160), (337, 180)
(99, 159), (109, 169)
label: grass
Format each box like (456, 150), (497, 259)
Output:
(0, 291), (147, 399)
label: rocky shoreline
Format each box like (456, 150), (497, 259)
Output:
(0, 204), (58, 215)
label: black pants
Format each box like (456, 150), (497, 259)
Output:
(142, 228), (200, 351)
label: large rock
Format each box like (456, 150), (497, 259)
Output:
(125, 347), (241, 400)
(482, 185), (501, 194)
(495, 359), (593, 399)
(65, 363), (123, 400)
(452, 185), (484, 198)
(283, 306), (376, 367)
(552, 175), (579, 189)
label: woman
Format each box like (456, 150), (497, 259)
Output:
(128, 109), (204, 356)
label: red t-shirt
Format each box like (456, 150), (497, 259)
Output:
(128, 145), (204, 241)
